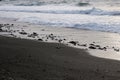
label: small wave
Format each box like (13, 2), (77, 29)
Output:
(15, 2), (46, 6)
(18, 17), (120, 33)
(0, 7), (120, 16)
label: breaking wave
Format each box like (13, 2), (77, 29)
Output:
(0, 5), (120, 33)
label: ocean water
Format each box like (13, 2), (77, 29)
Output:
(0, 0), (120, 33)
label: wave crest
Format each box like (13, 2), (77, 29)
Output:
(0, 6), (120, 16)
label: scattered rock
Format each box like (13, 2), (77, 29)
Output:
(103, 47), (107, 50)
(33, 32), (38, 36)
(114, 48), (119, 52)
(93, 42), (95, 43)
(0, 28), (3, 32)
(89, 46), (96, 49)
(98, 47), (103, 50)
(50, 33), (53, 36)
(58, 39), (62, 43)
(0, 24), (3, 27)
(112, 47), (115, 49)
(38, 39), (43, 41)
(98, 47), (106, 51)
(28, 32), (38, 38)
(68, 41), (78, 46)
(11, 24), (14, 26)
(46, 37), (49, 39)
(48, 34), (55, 40)
(63, 39), (66, 41)
(19, 31), (27, 35)
(95, 45), (100, 48)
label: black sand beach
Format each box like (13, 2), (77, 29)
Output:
(0, 36), (120, 80)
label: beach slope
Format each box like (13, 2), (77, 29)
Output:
(0, 36), (120, 80)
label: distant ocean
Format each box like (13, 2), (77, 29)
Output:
(0, 0), (120, 33)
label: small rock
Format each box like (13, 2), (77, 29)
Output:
(89, 46), (96, 49)
(28, 32), (38, 38)
(114, 48), (119, 52)
(93, 42), (95, 43)
(95, 45), (100, 47)
(33, 32), (38, 36)
(0, 28), (3, 32)
(63, 39), (66, 41)
(50, 33), (53, 36)
(11, 24), (14, 26)
(68, 41), (78, 46)
(19, 31), (27, 35)
(58, 39), (62, 43)
(98, 47), (107, 51)
(38, 39), (43, 41)
(103, 47), (107, 49)
(112, 47), (115, 49)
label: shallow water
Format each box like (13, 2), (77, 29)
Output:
(0, 1), (120, 33)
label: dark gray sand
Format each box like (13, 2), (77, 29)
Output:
(0, 36), (120, 80)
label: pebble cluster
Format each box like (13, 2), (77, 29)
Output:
(68, 40), (120, 52)
(0, 23), (120, 52)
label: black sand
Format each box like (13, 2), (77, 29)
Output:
(0, 36), (120, 80)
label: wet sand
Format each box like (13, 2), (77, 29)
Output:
(1, 36), (120, 80)
(1, 18), (120, 60)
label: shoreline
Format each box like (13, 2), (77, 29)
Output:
(1, 18), (120, 61)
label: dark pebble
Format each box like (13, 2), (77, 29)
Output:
(114, 48), (119, 52)
(68, 41), (78, 46)
(0, 28), (3, 32)
(58, 39), (63, 43)
(89, 46), (96, 49)
(38, 39), (43, 41)
(33, 32), (38, 36)
(19, 31), (27, 35)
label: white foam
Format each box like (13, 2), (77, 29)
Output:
(0, 5), (120, 33)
